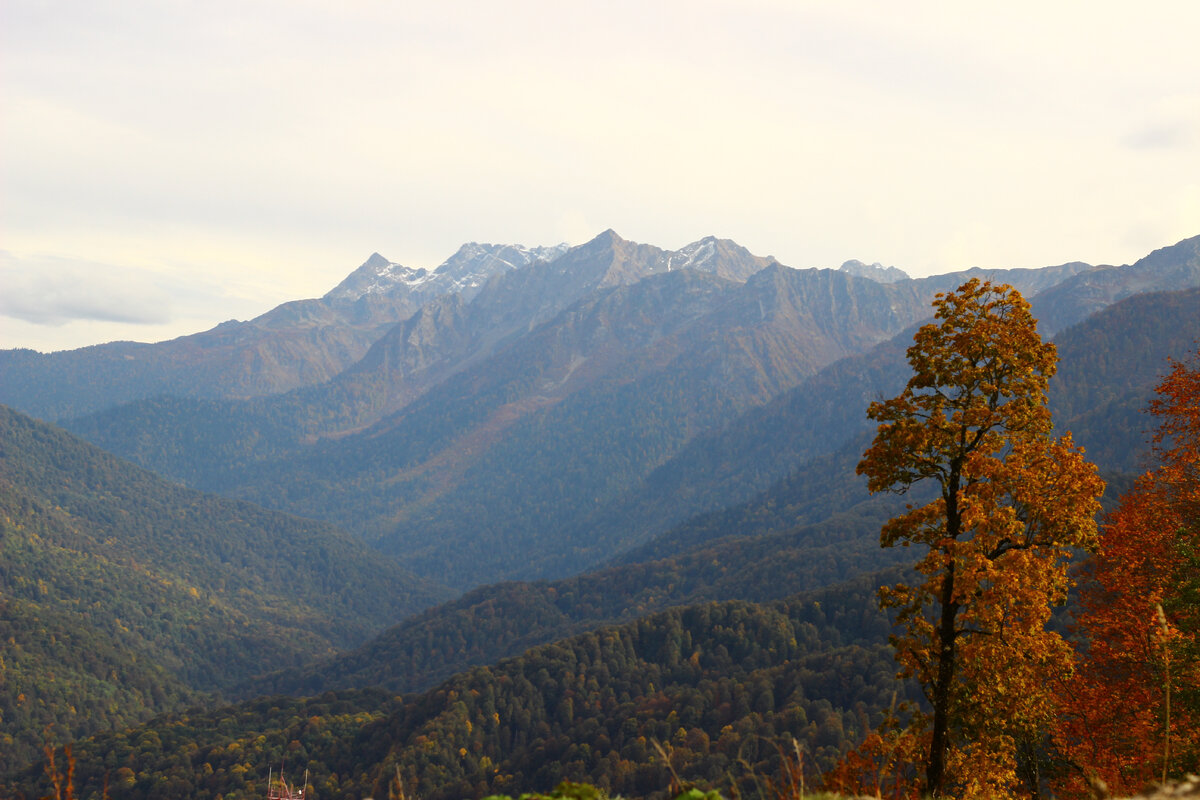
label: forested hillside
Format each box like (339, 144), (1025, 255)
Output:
(243, 495), (909, 699)
(0, 406), (449, 772)
(1048, 285), (1200, 471)
(5, 573), (915, 800)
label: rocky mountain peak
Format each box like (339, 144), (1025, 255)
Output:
(431, 241), (570, 300)
(663, 236), (774, 282)
(323, 254), (429, 302)
(839, 259), (910, 283)
(667, 237), (720, 270)
(576, 228), (628, 256)
(323, 241), (571, 304)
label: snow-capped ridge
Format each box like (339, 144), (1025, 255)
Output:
(665, 237), (718, 270)
(325, 232), (773, 307)
(325, 242), (572, 303)
(324, 254), (432, 301)
(839, 259), (910, 283)
(431, 242), (571, 299)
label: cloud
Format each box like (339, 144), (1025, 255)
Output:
(0, 252), (174, 326)
(1123, 113), (1199, 151)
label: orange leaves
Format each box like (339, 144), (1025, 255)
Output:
(1052, 479), (1188, 795)
(824, 726), (926, 800)
(1052, 348), (1200, 796)
(841, 279), (1104, 798)
(1151, 353), (1200, 470)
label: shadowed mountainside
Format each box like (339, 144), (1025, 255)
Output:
(0, 405), (450, 772)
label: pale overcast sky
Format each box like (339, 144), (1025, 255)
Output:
(3, 1), (1198, 352)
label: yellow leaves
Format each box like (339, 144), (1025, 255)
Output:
(943, 735), (1022, 800)
(854, 278), (1106, 797)
(879, 500), (945, 548)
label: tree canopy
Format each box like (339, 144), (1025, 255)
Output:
(1052, 348), (1200, 795)
(834, 279), (1104, 797)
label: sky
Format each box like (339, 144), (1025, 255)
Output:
(3, 1), (1199, 352)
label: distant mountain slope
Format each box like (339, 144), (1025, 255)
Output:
(7, 573), (914, 800)
(59, 232), (783, 481)
(60, 234), (1199, 590)
(1031, 234), (1200, 335)
(566, 276), (1200, 556)
(64, 235), (948, 585)
(611, 287), (1200, 572)
(324, 242), (570, 304)
(839, 259), (910, 282)
(0, 278), (411, 421)
(6, 234), (1189, 427)
(55, 232), (778, 459)
(297, 231), (778, 431)
(1048, 286), (1200, 472)
(0, 244), (561, 421)
(0, 406), (450, 772)
(177, 261), (951, 587)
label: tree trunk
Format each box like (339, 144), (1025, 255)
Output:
(927, 566), (958, 795)
(929, 477), (962, 796)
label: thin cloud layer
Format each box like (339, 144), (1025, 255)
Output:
(0, 253), (174, 326)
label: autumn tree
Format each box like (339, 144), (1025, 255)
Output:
(850, 279), (1104, 797)
(1052, 349), (1200, 796)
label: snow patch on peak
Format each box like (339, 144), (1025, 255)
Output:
(433, 242), (571, 298)
(666, 237), (719, 271)
(324, 241), (571, 303)
(839, 259), (910, 284)
(324, 255), (430, 301)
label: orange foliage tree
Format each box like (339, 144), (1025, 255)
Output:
(835, 279), (1104, 798)
(1052, 349), (1200, 796)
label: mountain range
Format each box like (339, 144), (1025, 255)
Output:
(1, 229), (1199, 795)
(0, 242), (566, 421)
(26, 230), (1199, 589)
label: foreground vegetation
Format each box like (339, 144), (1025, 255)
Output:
(830, 288), (1200, 797)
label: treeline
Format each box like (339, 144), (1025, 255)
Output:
(5, 574), (916, 800)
